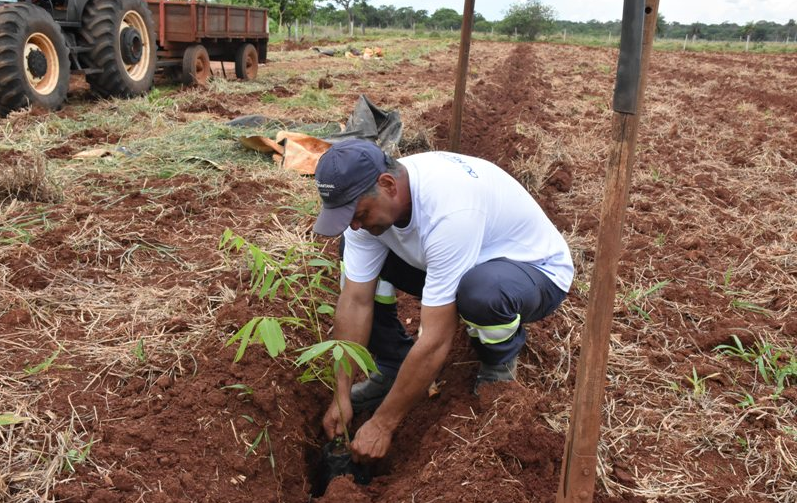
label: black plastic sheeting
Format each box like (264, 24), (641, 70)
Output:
(325, 95), (403, 155)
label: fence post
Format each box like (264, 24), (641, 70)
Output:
(555, 1), (659, 502)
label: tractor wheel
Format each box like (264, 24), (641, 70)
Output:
(80, 0), (156, 97)
(0, 3), (70, 116)
(234, 43), (258, 81)
(181, 44), (210, 86)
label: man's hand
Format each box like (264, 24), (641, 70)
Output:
(351, 417), (393, 463)
(323, 395), (353, 440)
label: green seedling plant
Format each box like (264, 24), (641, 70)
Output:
(219, 229), (339, 361)
(295, 340), (378, 447)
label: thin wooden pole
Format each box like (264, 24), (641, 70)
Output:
(555, 1), (658, 502)
(448, 0), (475, 153)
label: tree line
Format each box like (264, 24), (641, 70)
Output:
(223, 0), (797, 43)
(559, 16), (797, 42)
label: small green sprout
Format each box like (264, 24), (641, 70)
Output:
(685, 367), (719, 399)
(133, 338), (146, 363)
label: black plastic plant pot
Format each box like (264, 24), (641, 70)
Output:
(321, 439), (372, 487)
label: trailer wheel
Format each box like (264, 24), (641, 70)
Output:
(182, 45), (211, 86)
(0, 3), (70, 116)
(234, 43), (258, 81)
(80, 0), (156, 97)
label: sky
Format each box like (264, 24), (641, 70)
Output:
(371, 0), (795, 24)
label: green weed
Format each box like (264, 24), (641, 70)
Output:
(685, 367), (720, 399)
(620, 280), (670, 320)
(221, 383), (255, 398)
(133, 338), (146, 363)
(24, 350), (59, 375)
(241, 416), (274, 467)
(283, 89), (337, 110)
(62, 437), (95, 473)
(715, 335), (797, 398)
(0, 210), (53, 245)
(718, 267), (770, 317)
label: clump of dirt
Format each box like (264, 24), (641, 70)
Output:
(178, 97), (238, 118)
(270, 85), (294, 97)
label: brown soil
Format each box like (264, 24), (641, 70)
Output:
(2, 40), (795, 503)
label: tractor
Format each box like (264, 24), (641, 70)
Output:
(0, 0), (157, 116)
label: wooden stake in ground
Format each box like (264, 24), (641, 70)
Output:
(555, 1), (659, 502)
(448, 0), (475, 153)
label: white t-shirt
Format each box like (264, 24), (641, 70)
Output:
(342, 152), (574, 306)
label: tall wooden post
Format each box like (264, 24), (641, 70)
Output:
(448, 0), (475, 153)
(555, 1), (659, 502)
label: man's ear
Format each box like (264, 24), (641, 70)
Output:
(377, 173), (397, 196)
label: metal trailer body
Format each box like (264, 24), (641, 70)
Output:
(149, 0), (267, 64)
(147, 0), (268, 84)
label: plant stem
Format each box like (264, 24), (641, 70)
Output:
(333, 384), (351, 448)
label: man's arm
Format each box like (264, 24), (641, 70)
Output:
(351, 302), (459, 462)
(322, 276), (377, 439)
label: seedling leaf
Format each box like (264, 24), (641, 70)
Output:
(308, 258), (336, 268)
(257, 318), (286, 358)
(317, 304), (335, 315)
(342, 343), (379, 375)
(295, 341), (336, 365)
(227, 317), (258, 347)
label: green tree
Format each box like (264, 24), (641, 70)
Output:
(497, 0), (555, 40)
(429, 7), (462, 30)
(329, 0), (357, 35)
(656, 13), (666, 36)
(689, 22), (704, 38)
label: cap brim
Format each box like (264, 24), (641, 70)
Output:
(313, 200), (357, 236)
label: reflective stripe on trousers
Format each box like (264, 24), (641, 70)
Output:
(463, 313), (521, 345)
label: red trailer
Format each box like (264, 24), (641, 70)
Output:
(147, 0), (269, 85)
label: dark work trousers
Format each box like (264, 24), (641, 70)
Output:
(340, 239), (568, 375)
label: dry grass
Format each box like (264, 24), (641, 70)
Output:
(0, 150), (60, 204)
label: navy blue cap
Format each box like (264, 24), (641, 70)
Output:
(313, 140), (388, 236)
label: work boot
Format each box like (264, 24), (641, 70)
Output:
(351, 373), (395, 413)
(474, 356), (518, 395)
